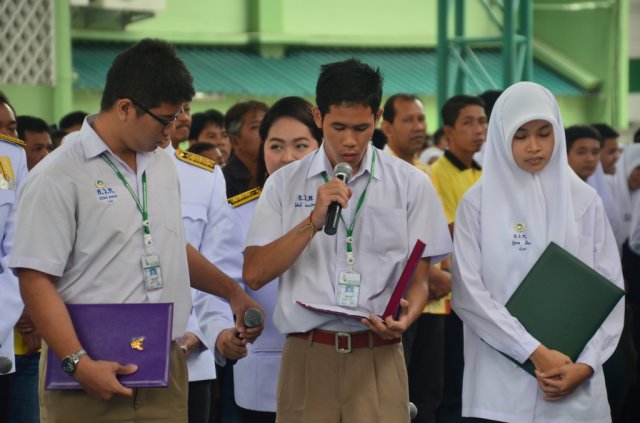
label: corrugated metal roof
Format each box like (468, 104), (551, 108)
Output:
(72, 42), (584, 97)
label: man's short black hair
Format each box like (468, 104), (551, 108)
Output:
(0, 91), (16, 117)
(224, 101), (269, 137)
(17, 115), (50, 140)
(188, 142), (216, 156)
(478, 90), (502, 121)
(315, 59), (383, 117)
(59, 111), (88, 131)
(591, 123), (619, 140)
(100, 39), (195, 111)
(432, 127), (446, 148)
(441, 95), (485, 127)
(189, 109), (225, 141)
(382, 93), (420, 123)
(565, 125), (603, 152)
(371, 128), (387, 150)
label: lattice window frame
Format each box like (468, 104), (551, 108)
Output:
(0, 0), (55, 85)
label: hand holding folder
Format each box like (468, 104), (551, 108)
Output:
(497, 242), (624, 376)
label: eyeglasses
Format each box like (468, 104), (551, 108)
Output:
(131, 99), (184, 131)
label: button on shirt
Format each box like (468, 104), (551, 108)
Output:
(10, 116), (191, 339)
(245, 144), (452, 334)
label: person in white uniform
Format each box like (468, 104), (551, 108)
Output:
(9, 39), (262, 423)
(232, 96), (322, 423)
(0, 92), (29, 421)
(161, 105), (239, 423)
(243, 59), (452, 423)
(451, 81), (624, 423)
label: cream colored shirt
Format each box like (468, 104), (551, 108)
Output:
(11, 116), (191, 339)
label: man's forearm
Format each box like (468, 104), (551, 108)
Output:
(18, 268), (81, 359)
(186, 244), (242, 300)
(243, 216), (318, 289)
(405, 258), (430, 322)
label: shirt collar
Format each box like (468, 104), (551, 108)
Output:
(308, 142), (381, 181)
(444, 149), (481, 171)
(80, 114), (154, 173)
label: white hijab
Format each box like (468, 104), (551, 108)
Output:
(479, 82), (585, 297)
(588, 162), (624, 250)
(610, 144), (640, 247)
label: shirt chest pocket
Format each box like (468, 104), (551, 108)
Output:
(359, 205), (408, 257)
(181, 203), (208, 247)
(0, 190), (16, 230)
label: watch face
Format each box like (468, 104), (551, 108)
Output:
(62, 357), (76, 375)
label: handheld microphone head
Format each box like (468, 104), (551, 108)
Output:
(408, 402), (418, 420)
(243, 308), (264, 329)
(333, 162), (353, 183)
(0, 357), (13, 374)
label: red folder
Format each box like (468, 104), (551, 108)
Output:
(297, 239), (426, 321)
(45, 303), (173, 390)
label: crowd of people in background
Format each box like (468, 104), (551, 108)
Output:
(0, 37), (639, 423)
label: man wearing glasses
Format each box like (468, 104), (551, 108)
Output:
(10, 39), (263, 422)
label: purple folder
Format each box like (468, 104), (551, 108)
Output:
(45, 303), (173, 390)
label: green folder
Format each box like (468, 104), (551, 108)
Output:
(501, 241), (625, 376)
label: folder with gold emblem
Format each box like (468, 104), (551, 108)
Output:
(45, 303), (173, 389)
(501, 242), (624, 376)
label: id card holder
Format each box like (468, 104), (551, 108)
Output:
(337, 271), (361, 308)
(141, 253), (164, 291)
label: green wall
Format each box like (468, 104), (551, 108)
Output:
(533, 0), (627, 127)
(5, 0), (626, 127)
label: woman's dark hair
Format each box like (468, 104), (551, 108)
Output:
(256, 96), (322, 187)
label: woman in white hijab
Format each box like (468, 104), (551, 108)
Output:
(451, 82), (624, 423)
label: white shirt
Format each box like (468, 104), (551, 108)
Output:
(452, 182), (624, 423)
(233, 197), (284, 412)
(10, 116), (191, 339)
(0, 138), (28, 374)
(245, 143), (452, 334)
(165, 144), (235, 381)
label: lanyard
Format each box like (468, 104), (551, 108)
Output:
(101, 154), (153, 250)
(321, 148), (376, 266)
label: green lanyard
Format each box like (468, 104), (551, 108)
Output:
(101, 154), (152, 249)
(321, 148), (377, 266)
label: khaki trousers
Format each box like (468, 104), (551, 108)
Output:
(276, 334), (409, 423)
(39, 343), (188, 423)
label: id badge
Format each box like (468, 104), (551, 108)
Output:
(141, 253), (163, 291)
(337, 271), (361, 308)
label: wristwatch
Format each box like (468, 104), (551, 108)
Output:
(61, 348), (88, 375)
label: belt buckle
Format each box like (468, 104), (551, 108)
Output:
(335, 332), (351, 354)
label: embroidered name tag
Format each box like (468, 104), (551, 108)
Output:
(95, 180), (118, 204)
(294, 193), (315, 208)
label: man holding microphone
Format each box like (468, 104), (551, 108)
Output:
(243, 59), (452, 423)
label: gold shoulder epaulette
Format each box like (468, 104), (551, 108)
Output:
(175, 148), (215, 172)
(228, 187), (262, 208)
(0, 133), (26, 148)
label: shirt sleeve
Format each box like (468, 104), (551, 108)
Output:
(244, 174), (284, 249)
(200, 168), (245, 285)
(197, 294), (234, 366)
(407, 169), (452, 263)
(576, 197), (625, 370)
(451, 196), (541, 363)
(10, 162), (77, 277)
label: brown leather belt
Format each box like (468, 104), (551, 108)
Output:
(288, 330), (400, 354)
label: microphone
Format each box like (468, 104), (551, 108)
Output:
(0, 357), (13, 374)
(408, 402), (418, 420)
(324, 162), (353, 236)
(228, 308), (264, 365)
(243, 308), (264, 329)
